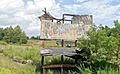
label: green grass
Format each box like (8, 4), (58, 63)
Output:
(0, 41), (40, 61)
(0, 67), (15, 74)
(28, 40), (57, 48)
(0, 40), (40, 74)
(0, 40), (119, 74)
(97, 67), (120, 74)
(69, 64), (120, 74)
(0, 41), (7, 45)
(0, 55), (35, 74)
(0, 40), (57, 74)
(46, 56), (75, 65)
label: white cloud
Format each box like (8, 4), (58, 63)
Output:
(0, 0), (60, 36)
(0, 0), (119, 36)
(0, 24), (18, 28)
(62, 0), (120, 26)
(75, 0), (88, 3)
(0, 14), (9, 18)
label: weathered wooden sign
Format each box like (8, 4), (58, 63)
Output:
(40, 14), (92, 40)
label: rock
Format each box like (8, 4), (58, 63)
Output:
(0, 53), (4, 56)
(12, 56), (34, 65)
(12, 56), (27, 64)
(27, 60), (33, 64)
(12, 56), (21, 62)
(21, 60), (27, 64)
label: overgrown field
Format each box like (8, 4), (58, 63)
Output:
(0, 40), (57, 74)
(0, 39), (120, 74)
(0, 41), (40, 61)
(0, 55), (35, 74)
(0, 40), (41, 74)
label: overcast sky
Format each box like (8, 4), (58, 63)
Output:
(0, 0), (120, 36)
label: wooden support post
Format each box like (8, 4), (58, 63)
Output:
(71, 21), (72, 24)
(41, 56), (44, 74)
(61, 39), (64, 47)
(41, 40), (45, 48)
(61, 55), (64, 74)
(61, 39), (64, 74)
(62, 14), (64, 24)
(75, 40), (77, 47)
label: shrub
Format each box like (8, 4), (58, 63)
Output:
(0, 41), (7, 45)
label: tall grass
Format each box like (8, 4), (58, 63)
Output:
(0, 67), (15, 74)
(46, 56), (75, 65)
(97, 66), (120, 74)
(0, 44), (40, 61)
(0, 55), (35, 74)
(69, 65), (120, 74)
(0, 40), (119, 74)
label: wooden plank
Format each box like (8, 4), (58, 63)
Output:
(40, 48), (80, 56)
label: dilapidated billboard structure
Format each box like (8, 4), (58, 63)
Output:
(39, 10), (93, 40)
(38, 9), (93, 74)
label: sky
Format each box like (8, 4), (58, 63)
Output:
(0, 0), (120, 36)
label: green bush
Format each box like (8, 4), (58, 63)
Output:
(0, 41), (7, 45)
(0, 25), (28, 44)
(97, 66), (120, 74)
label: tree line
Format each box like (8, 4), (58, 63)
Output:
(78, 20), (120, 60)
(0, 25), (28, 44)
(30, 36), (40, 40)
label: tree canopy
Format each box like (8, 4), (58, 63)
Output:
(78, 20), (120, 61)
(0, 25), (27, 44)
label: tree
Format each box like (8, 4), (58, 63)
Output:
(13, 25), (28, 44)
(78, 22), (120, 61)
(3, 26), (14, 43)
(112, 20), (120, 60)
(0, 28), (4, 40)
(19, 32), (28, 44)
(0, 25), (28, 44)
(11, 25), (22, 43)
(30, 36), (40, 40)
